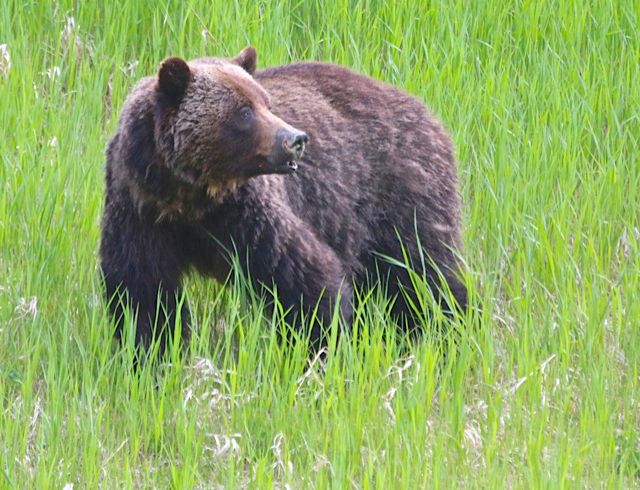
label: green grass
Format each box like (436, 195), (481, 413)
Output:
(1, 0), (639, 487)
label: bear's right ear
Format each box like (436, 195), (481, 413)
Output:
(158, 57), (192, 98)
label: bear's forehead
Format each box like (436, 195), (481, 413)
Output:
(192, 63), (270, 107)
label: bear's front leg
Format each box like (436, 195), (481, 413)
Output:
(239, 208), (352, 348)
(100, 193), (189, 352)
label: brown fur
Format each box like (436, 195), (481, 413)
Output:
(100, 47), (467, 351)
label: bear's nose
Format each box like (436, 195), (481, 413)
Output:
(284, 131), (308, 156)
(291, 133), (309, 148)
(282, 130), (309, 159)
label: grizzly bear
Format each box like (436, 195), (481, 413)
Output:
(100, 46), (467, 350)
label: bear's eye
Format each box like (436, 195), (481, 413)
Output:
(239, 106), (254, 122)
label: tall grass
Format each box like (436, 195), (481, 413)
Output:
(1, 0), (638, 487)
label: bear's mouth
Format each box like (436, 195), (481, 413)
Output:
(252, 157), (300, 176)
(266, 159), (299, 175)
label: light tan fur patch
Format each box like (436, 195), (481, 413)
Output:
(206, 178), (246, 202)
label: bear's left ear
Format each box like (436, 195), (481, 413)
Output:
(232, 46), (257, 75)
(158, 57), (192, 98)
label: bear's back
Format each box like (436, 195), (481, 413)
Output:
(247, 62), (460, 278)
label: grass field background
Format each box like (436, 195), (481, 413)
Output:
(1, 1), (639, 487)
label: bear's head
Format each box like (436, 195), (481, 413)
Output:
(153, 47), (307, 198)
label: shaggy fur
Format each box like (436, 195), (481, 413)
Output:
(100, 47), (467, 349)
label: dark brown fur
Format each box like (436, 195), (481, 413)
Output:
(100, 47), (467, 350)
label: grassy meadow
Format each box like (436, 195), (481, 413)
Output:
(1, 0), (639, 487)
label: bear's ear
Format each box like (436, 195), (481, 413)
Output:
(158, 57), (192, 98)
(232, 46), (257, 75)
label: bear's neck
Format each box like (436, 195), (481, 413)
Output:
(205, 178), (247, 202)
(129, 169), (246, 224)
